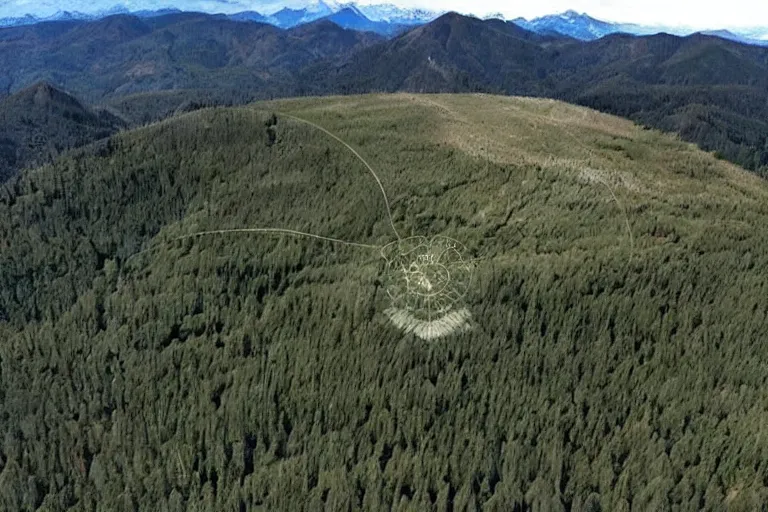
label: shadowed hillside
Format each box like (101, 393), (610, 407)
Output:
(550, 33), (768, 172)
(0, 82), (125, 182)
(298, 13), (553, 96)
(0, 13), (381, 103)
(1, 94), (767, 510)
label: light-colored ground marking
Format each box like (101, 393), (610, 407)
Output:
(126, 111), (475, 340)
(278, 112), (401, 241)
(380, 236), (475, 340)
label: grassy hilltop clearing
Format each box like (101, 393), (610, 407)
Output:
(1, 94), (768, 510)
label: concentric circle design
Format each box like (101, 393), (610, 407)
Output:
(380, 236), (474, 339)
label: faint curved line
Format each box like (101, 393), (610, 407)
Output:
(278, 111), (402, 241)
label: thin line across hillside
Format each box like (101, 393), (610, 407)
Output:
(278, 111), (402, 241)
(169, 227), (380, 249)
(124, 227), (379, 268)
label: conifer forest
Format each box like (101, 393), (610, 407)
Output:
(1, 94), (768, 510)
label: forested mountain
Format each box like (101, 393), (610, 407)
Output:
(553, 33), (768, 173)
(298, 13), (553, 96)
(304, 14), (768, 174)
(0, 81), (124, 181)
(0, 1), (443, 32)
(1, 93), (768, 510)
(0, 12), (381, 102)
(2, 11), (768, 176)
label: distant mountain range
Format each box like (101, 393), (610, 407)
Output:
(0, 12), (384, 104)
(510, 10), (768, 47)
(0, 1), (440, 36)
(510, 10), (619, 40)
(1, 10), (768, 182)
(2, 2), (768, 44)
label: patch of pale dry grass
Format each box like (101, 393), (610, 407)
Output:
(385, 307), (472, 340)
(403, 93), (461, 118)
(411, 93), (768, 209)
(419, 94), (641, 170)
(492, 95), (638, 140)
(267, 92), (768, 212)
(576, 166), (643, 193)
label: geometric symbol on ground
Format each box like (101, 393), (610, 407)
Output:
(380, 236), (475, 340)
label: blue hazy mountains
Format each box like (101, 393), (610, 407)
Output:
(0, 1), (440, 36)
(3, 2), (767, 44)
(510, 10), (619, 40)
(510, 10), (768, 47)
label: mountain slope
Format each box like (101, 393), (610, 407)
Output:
(698, 29), (768, 47)
(1, 94), (768, 509)
(0, 12), (381, 102)
(227, 10), (268, 23)
(320, 6), (407, 37)
(356, 3), (440, 24)
(3, 12), (768, 174)
(510, 10), (768, 46)
(299, 13), (552, 96)
(265, 0), (338, 29)
(512, 10), (619, 40)
(553, 32), (768, 171)
(0, 1), (442, 29)
(301, 14), (768, 173)
(0, 81), (124, 181)
(3, 2), (768, 49)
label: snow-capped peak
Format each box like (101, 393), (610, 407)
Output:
(559, 9), (581, 18)
(355, 3), (441, 24)
(483, 12), (507, 21)
(512, 10), (619, 40)
(304, 0), (340, 15)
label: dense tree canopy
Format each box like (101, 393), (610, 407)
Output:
(1, 94), (767, 510)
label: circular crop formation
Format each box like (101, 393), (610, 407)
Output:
(380, 236), (475, 339)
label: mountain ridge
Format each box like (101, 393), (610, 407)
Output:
(299, 13), (768, 173)
(0, 1), (440, 36)
(3, 3), (767, 46)
(0, 81), (125, 181)
(513, 10), (768, 46)
(2, 11), (768, 176)
(318, 6), (409, 37)
(0, 11), (381, 102)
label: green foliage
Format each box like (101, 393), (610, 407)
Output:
(0, 82), (124, 182)
(577, 85), (768, 173)
(0, 14), (379, 104)
(1, 94), (768, 510)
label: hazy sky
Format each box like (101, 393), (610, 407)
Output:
(1, 0), (763, 30)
